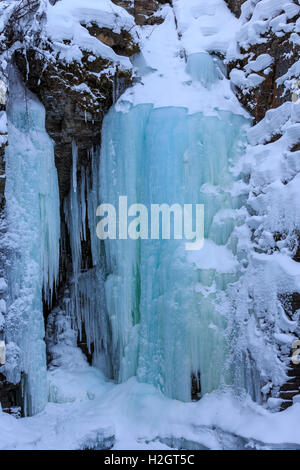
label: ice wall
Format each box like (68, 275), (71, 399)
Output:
(3, 68), (60, 415)
(95, 46), (248, 401)
(62, 3), (251, 402)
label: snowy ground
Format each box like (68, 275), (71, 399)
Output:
(1, 0), (299, 450)
(1, 357), (300, 450)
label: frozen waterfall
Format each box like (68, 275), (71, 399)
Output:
(3, 67), (60, 415)
(64, 48), (249, 402)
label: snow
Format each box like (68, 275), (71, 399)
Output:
(230, 68), (265, 90)
(247, 102), (297, 145)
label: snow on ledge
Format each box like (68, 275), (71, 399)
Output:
(46, 0), (135, 67)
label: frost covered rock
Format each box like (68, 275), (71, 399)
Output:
(0, 343), (21, 385)
(0, 0), (136, 203)
(0, 278), (7, 294)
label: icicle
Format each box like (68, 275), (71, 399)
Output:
(72, 140), (77, 193)
(4, 66), (60, 415)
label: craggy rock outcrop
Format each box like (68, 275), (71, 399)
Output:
(226, 0), (300, 410)
(0, 0), (137, 202)
(112, 0), (169, 25)
(229, 35), (299, 124)
(227, 0), (300, 124)
(84, 24), (140, 57)
(224, 0), (246, 18)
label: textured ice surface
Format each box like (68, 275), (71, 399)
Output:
(98, 76), (248, 400)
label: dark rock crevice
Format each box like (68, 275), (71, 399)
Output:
(224, 0), (246, 18)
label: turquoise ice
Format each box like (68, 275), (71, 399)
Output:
(4, 68), (60, 415)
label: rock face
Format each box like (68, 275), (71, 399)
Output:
(84, 24), (140, 57)
(0, 0), (137, 412)
(0, 0), (298, 414)
(14, 49), (132, 203)
(227, 0), (300, 124)
(279, 294), (300, 410)
(224, 0), (246, 18)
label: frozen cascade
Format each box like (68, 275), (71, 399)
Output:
(3, 68), (60, 415)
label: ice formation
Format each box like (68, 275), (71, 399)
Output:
(61, 4), (250, 402)
(3, 67), (60, 415)
(97, 103), (248, 400)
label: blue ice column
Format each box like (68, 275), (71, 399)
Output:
(4, 68), (60, 415)
(98, 100), (248, 401)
